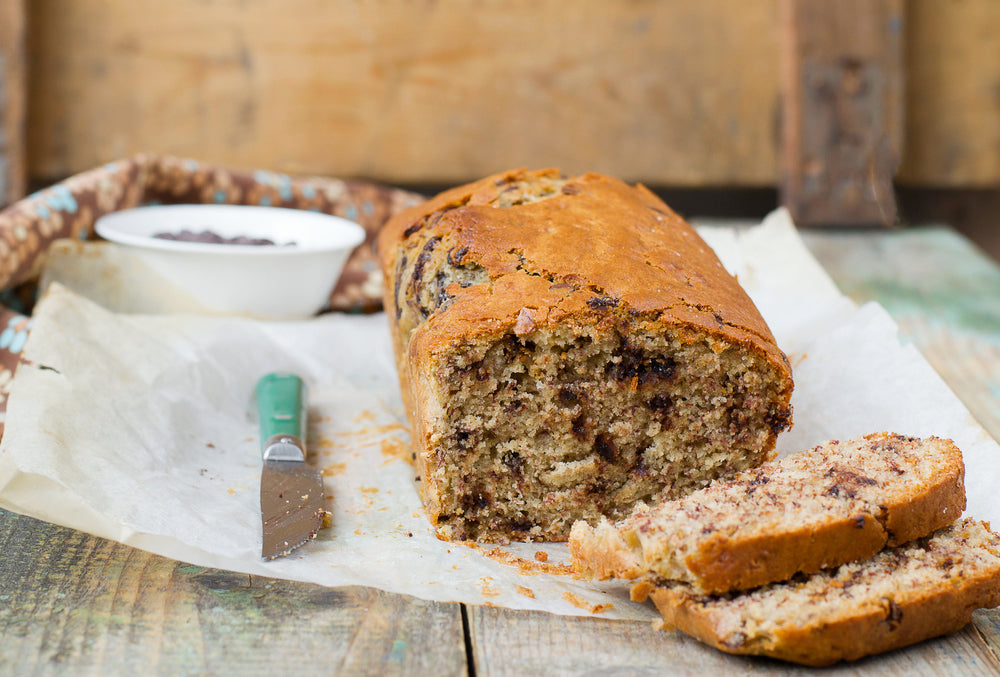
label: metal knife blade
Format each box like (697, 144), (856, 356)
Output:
(257, 372), (325, 560)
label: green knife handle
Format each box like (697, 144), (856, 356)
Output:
(256, 372), (306, 462)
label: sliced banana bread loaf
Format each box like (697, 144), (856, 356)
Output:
(378, 169), (794, 541)
(570, 433), (966, 593)
(632, 518), (1000, 666)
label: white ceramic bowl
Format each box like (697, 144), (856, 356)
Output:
(95, 204), (366, 319)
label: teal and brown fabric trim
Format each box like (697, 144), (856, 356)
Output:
(0, 154), (425, 434)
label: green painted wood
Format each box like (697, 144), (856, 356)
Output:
(803, 226), (1000, 340)
(802, 226), (1000, 443)
(0, 510), (467, 676)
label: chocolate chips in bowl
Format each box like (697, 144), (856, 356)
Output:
(153, 229), (292, 247)
(95, 204), (364, 319)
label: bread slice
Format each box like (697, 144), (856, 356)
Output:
(569, 433), (966, 593)
(632, 518), (1000, 666)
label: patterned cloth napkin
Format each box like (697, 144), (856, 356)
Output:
(0, 155), (423, 434)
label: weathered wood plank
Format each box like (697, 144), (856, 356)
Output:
(0, 509), (468, 676)
(468, 604), (1000, 676)
(0, 0), (26, 206)
(900, 0), (1000, 187)
(779, 0), (903, 225)
(468, 605), (748, 675)
(25, 0), (781, 186)
(23, 0), (1000, 187)
(801, 226), (1000, 444)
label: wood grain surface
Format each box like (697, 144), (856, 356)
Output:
(900, 1), (1000, 187)
(25, 0), (780, 186)
(779, 0), (902, 226)
(801, 227), (1000, 445)
(0, 0), (26, 206)
(2, 227), (1000, 675)
(0, 511), (467, 676)
(468, 605), (1000, 676)
(21, 0), (1000, 187)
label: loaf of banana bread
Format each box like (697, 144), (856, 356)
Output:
(569, 433), (967, 593)
(377, 169), (794, 541)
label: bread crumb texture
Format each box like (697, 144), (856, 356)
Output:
(378, 169), (793, 541)
(644, 518), (1000, 666)
(570, 433), (966, 593)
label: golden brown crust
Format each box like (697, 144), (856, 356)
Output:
(378, 168), (792, 397)
(571, 434), (967, 593)
(649, 565), (999, 666)
(688, 437), (965, 592)
(686, 513), (890, 594)
(646, 519), (1000, 666)
(382, 170), (787, 353)
(379, 168), (795, 540)
(882, 450), (967, 546)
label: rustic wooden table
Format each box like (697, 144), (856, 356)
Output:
(2, 225), (999, 676)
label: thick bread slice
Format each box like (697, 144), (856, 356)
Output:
(632, 518), (1000, 666)
(569, 433), (966, 593)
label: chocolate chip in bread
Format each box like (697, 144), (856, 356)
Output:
(570, 433), (966, 593)
(636, 518), (1000, 666)
(378, 169), (794, 541)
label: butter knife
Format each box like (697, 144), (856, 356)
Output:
(257, 372), (325, 559)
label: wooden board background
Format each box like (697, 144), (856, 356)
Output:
(0, 0), (26, 205)
(779, 0), (903, 226)
(901, 0), (1000, 187)
(22, 0), (1000, 188)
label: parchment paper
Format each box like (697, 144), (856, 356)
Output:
(1, 209), (997, 621)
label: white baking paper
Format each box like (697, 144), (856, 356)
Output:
(1, 208), (998, 621)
